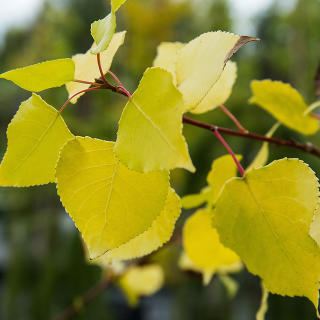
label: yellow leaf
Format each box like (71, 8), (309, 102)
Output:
(66, 31), (126, 103)
(246, 122), (280, 171)
(91, 13), (116, 55)
(207, 154), (242, 205)
(95, 188), (181, 262)
(310, 205), (320, 247)
(112, 0), (127, 12)
(176, 32), (257, 111)
(181, 186), (211, 209)
(191, 61), (237, 114)
(183, 209), (240, 278)
(179, 250), (242, 286)
(214, 158), (320, 310)
(153, 42), (184, 85)
(256, 282), (269, 320)
(250, 80), (319, 135)
(56, 137), (169, 259)
(115, 67), (194, 172)
(0, 59), (75, 92)
(90, 0), (127, 54)
(0, 94), (73, 187)
(119, 264), (164, 307)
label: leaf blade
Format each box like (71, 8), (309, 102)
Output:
(115, 67), (194, 172)
(56, 137), (170, 259)
(214, 158), (320, 309)
(250, 80), (319, 135)
(0, 94), (73, 186)
(0, 59), (75, 92)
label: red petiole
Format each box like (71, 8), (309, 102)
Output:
(219, 104), (247, 133)
(213, 127), (245, 177)
(58, 86), (102, 113)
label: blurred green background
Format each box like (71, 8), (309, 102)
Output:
(0, 0), (320, 319)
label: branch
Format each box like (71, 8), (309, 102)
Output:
(92, 68), (320, 160)
(54, 277), (111, 320)
(183, 116), (320, 159)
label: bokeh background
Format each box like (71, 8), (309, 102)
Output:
(0, 0), (320, 319)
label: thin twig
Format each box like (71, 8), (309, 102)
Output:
(59, 86), (102, 113)
(90, 68), (320, 160)
(54, 278), (111, 320)
(213, 127), (245, 176)
(182, 116), (320, 159)
(108, 70), (132, 98)
(219, 104), (248, 133)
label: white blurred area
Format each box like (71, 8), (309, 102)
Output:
(0, 0), (44, 44)
(0, 0), (297, 44)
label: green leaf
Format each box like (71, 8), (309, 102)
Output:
(115, 67), (194, 172)
(246, 122), (280, 171)
(90, 0), (127, 54)
(183, 209), (240, 281)
(0, 59), (75, 92)
(190, 61), (237, 114)
(207, 154), (242, 205)
(153, 42), (184, 85)
(250, 80), (319, 135)
(94, 188), (181, 262)
(176, 32), (257, 111)
(214, 158), (320, 310)
(56, 137), (169, 259)
(0, 94), (73, 187)
(66, 31), (126, 103)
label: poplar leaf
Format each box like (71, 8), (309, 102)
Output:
(90, 0), (127, 54)
(0, 59), (75, 92)
(183, 209), (241, 280)
(176, 32), (257, 111)
(91, 13), (116, 55)
(214, 158), (320, 310)
(112, 0), (127, 11)
(153, 42), (184, 85)
(310, 205), (320, 247)
(119, 264), (164, 307)
(0, 94), (73, 187)
(207, 154), (242, 204)
(190, 61), (237, 114)
(66, 31), (126, 103)
(115, 67), (194, 173)
(179, 251), (242, 285)
(96, 188), (181, 262)
(250, 80), (319, 135)
(56, 137), (169, 259)
(247, 122), (280, 171)
(181, 186), (211, 209)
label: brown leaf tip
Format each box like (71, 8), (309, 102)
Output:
(224, 36), (260, 64)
